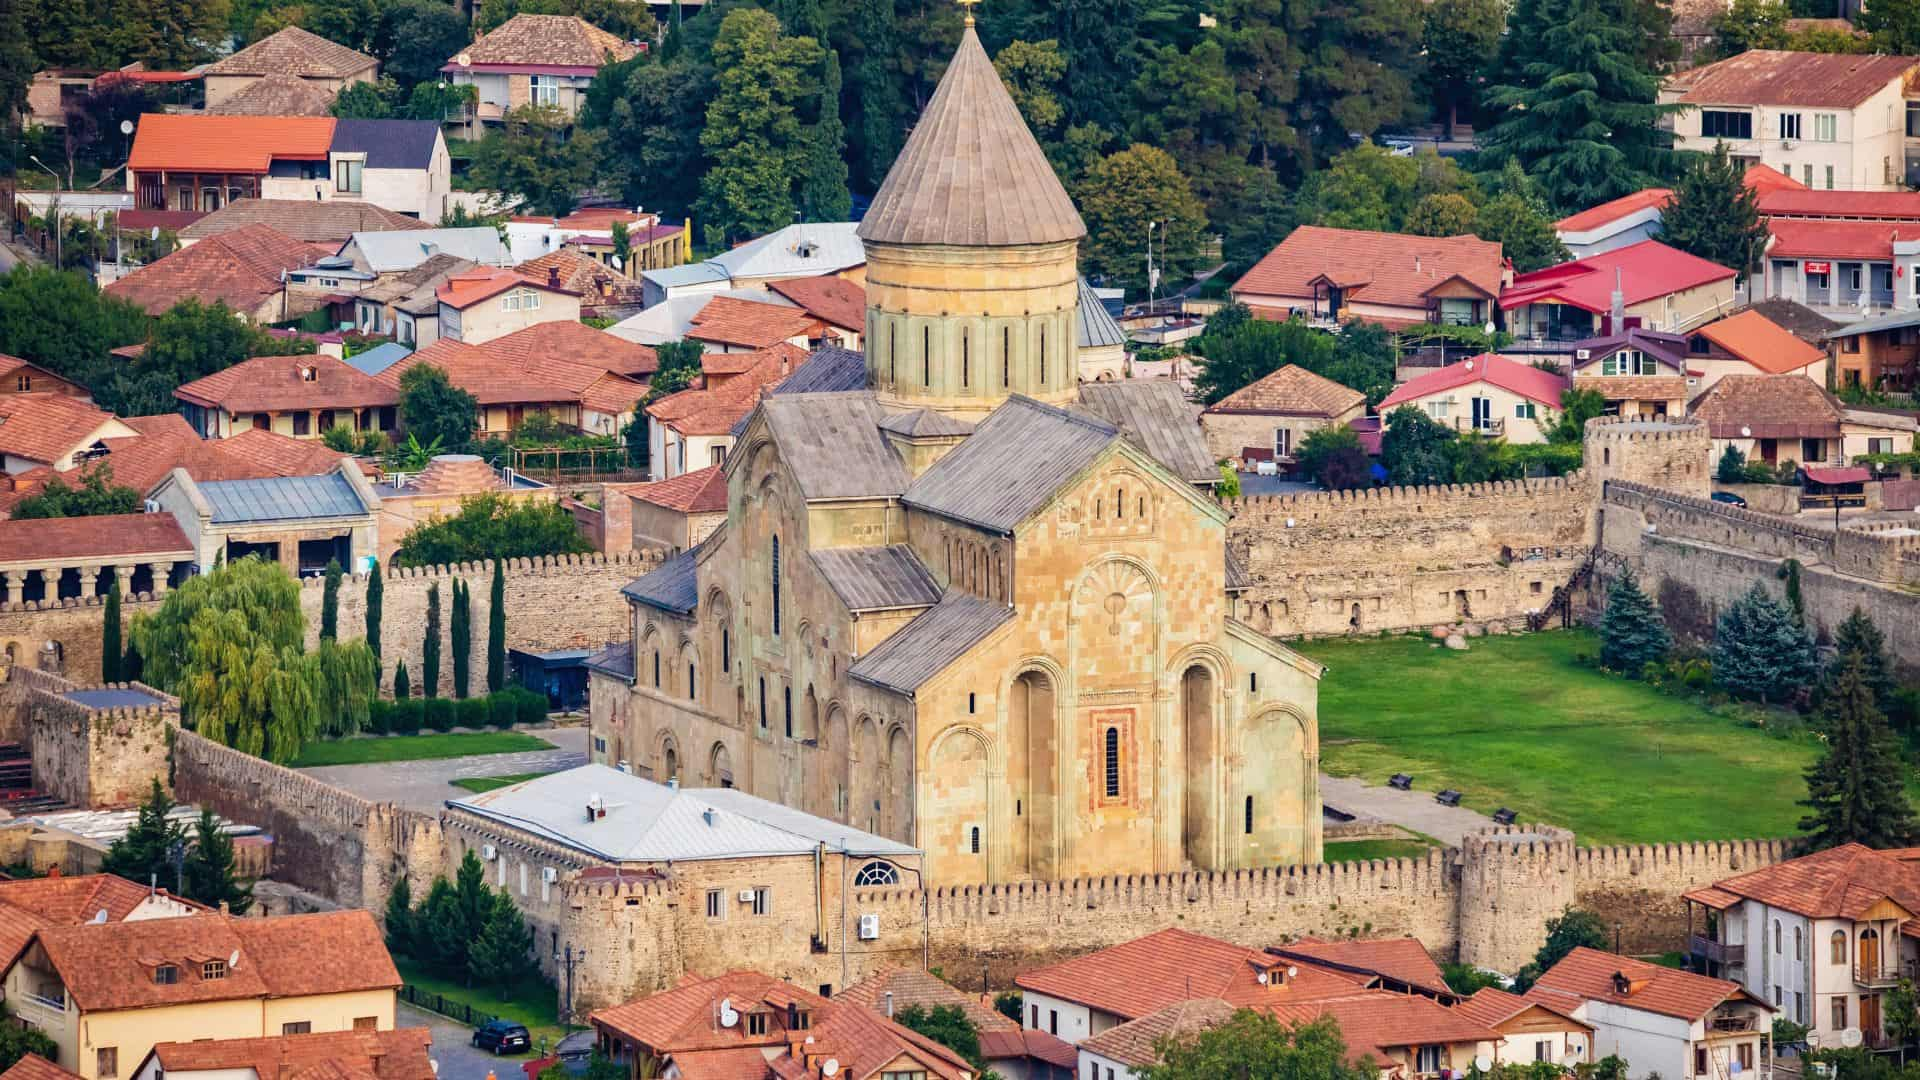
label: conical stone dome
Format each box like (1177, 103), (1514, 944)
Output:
(857, 27), (1085, 248)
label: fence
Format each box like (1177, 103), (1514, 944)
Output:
(399, 983), (500, 1030)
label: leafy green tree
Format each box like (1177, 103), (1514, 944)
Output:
(1135, 1013), (1372, 1080)
(1513, 907), (1610, 992)
(800, 49), (852, 222)
(0, 267), (148, 393)
(12, 465), (142, 520)
(1887, 979), (1920, 1050)
(994, 39), (1067, 139)
(1599, 573), (1671, 675)
(1799, 654), (1920, 851)
(488, 559), (507, 694)
(1550, 387), (1607, 444)
(1295, 425), (1372, 490)
(313, 637), (378, 738)
(469, 891), (535, 990)
(698, 9), (823, 244)
(1380, 406), (1456, 486)
(1076, 144), (1207, 290)
(330, 79), (399, 118)
(1214, 166), (1296, 273)
(394, 493), (593, 567)
(1660, 143), (1766, 278)
(1473, 169), (1570, 272)
(1718, 445), (1749, 483)
(1441, 961), (1506, 996)
(0, 1011), (60, 1072)
(1192, 313), (1336, 406)
(1480, 0), (1674, 212)
(849, 0), (903, 189)
(470, 106), (605, 216)
(893, 1005), (986, 1071)
(182, 806), (253, 913)
(1861, 0), (1920, 53)
(102, 578), (123, 683)
(1786, 23), (1874, 51)
(375, 0), (474, 88)
(1309, 143), (1422, 232)
(399, 363), (479, 453)
(109, 0), (232, 68)
(422, 583), (442, 699)
(451, 579), (471, 700)
(1407, 193), (1479, 237)
(646, 340), (708, 403)
(366, 558), (384, 677)
(1292, 0), (1423, 163)
(383, 876), (415, 958)
(102, 299), (313, 417)
(1423, 0), (1505, 137)
(1712, 582), (1817, 704)
(586, 54), (713, 219)
(1820, 608), (1897, 715)
(102, 779), (188, 888)
(1710, 0), (1789, 56)
(321, 559), (342, 642)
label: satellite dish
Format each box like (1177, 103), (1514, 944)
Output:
(1475, 1056), (1494, 1073)
(429, 1062), (439, 1076)
(150, 226), (159, 242)
(91, 909), (108, 924)
(1286, 966), (1297, 978)
(456, 52), (472, 67)
(1256, 972), (1269, 985)
(228, 949), (241, 970)
(822, 1061), (840, 1077)
(119, 120), (134, 135)
(1741, 425), (1753, 438)
(1842, 1027), (1864, 1048)
(718, 998), (739, 1028)
(610, 255), (623, 270)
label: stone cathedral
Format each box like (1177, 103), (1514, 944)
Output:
(587, 17), (1322, 886)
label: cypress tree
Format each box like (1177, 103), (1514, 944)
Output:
(1799, 654), (1920, 851)
(394, 660), (411, 700)
(1820, 607), (1897, 713)
(1599, 573), (1671, 677)
(102, 577), (122, 683)
(451, 580), (471, 700)
(121, 639), (143, 684)
(320, 558), (342, 641)
(422, 583), (442, 699)
(852, 0), (902, 189)
(469, 891), (535, 991)
(1711, 582), (1817, 704)
(383, 876), (415, 959)
(366, 558), (384, 678)
(487, 558), (506, 694)
(800, 49), (853, 223)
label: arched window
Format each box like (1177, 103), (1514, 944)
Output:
(665, 746), (678, 781)
(653, 649), (661, 688)
(854, 861), (899, 887)
(962, 333), (970, 388)
(1104, 726), (1120, 798)
(721, 627), (730, 673)
(1114, 488), (1123, 519)
(1002, 327), (1010, 386)
(970, 826), (981, 854)
(1773, 920), (1782, 953)
(923, 325), (931, 386)
(1794, 925), (1803, 961)
(687, 662), (696, 700)
(771, 535), (781, 636)
(1245, 795), (1254, 835)
(784, 685), (793, 738)
(758, 677), (768, 730)
(1832, 929), (1849, 965)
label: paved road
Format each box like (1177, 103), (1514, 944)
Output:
(404, 1003), (525, 1080)
(300, 727), (588, 811)
(1319, 772), (1497, 845)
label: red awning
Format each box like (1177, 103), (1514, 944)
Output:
(1804, 466), (1872, 485)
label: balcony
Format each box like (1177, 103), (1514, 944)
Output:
(20, 990), (65, 1014)
(1708, 1013), (1758, 1033)
(1690, 934), (1745, 967)
(1855, 960), (1902, 988)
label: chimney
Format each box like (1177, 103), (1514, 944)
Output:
(219, 900), (229, 915)
(1609, 267), (1626, 333)
(883, 990), (894, 1018)
(548, 265), (562, 289)
(1414, 254), (1422, 274)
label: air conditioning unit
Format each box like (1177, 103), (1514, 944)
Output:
(541, 867), (558, 884)
(738, 889), (756, 903)
(1575, 349), (1590, 360)
(481, 844), (498, 861)
(857, 914), (880, 940)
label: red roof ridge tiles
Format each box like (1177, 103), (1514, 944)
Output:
(446, 13), (639, 70)
(1694, 309), (1827, 374)
(1233, 226), (1506, 314)
(0, 514), (194, 563)
(1203, 364), (1366, 418)
(436, 266), (580, 309)
(128, 114), (336, 173)
(686, 296), (821, 350)
(175, 353), (400, 413)
(1690, 842), (1920, 919)
(104, 223), (333, 316)
(617, 465), (729, 514)
(765, 276), (866, 332)
(1529, 947), (1762, 1022)
(1376, 353), (1569, 412)
(0, 393), (132, 466)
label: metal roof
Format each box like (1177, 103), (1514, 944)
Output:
(760, 392), (910, 500)
(620, 546), (699, 615)
(584, 641), (634, 683)
(199, 472), (370, 524)
(347, 228), (510, 273)
(1225, 546), (1251, 593)
(903, 395), (1117, 532)
(1074, 380), (1217, 485)
(810, 546), (942, 612)
(847, 592), (1013, 695)
(640, 263), (730, 290)
(1824, 308), (1920, 340)
(1077, 278), (1126, 349)
(878, 409), (974, 438)
(63, 688), (168, 709)
(729, 344), (870, 438)
(448, 763), (918, 862)
(610, 288), (783, 347)
(712, 222), (864, 280)
(330, 119), (440, 170)
(343, 341), (413, 376)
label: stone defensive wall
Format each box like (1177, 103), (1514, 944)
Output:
(848, 827), (1790, 981)
(0, 551), (663, 688)
(1223, 474), (1596, 636)
(2, 666), (176, 808)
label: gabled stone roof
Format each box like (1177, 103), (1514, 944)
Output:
(204, 26), (376, 79)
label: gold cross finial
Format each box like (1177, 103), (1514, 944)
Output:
(956, 0), (977, 28)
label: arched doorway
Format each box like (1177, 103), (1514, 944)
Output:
(925, 727), (987, 878)
(1007, 668), (1057, 878)
(824, 705), (850, 818)
(884, 726), (912, 841)
(709, 742), (733, 788)
(1181, 664), (1217, 867)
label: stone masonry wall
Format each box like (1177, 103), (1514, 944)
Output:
(8, 666), (176, 808)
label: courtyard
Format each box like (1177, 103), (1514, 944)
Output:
(1297, 630), (1837, 845)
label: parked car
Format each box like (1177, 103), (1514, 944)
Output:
(1710, 491), (1748, 508)
(473, 1020), (531, 1055)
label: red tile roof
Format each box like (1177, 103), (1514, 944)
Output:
(0, 394), (130, 465)
(1528, 947), (1763, 1022)
(1692, 843), (1920, 920)
(1013, 927), (1367, 1022)
(1233, 226), (1505, 313)
(620, 465), (730, 514)
(446, 13), (639, 70)
(477, 319), (657, 379)
(1694, 309), (1827, 373)
(1267, 991), (1502, 1065)
(1760, 188), (1920, 221)
(646, 345), (808, 436)
(147, 1028), (433, 1080)
(0, 1057), (80, 1080)
(379, 333), (648, 416)
(1273, 937), (1450, 997)
(220, 428), (356, 476)
(1556, 188), (1672, 234)
(0, 422), (342, 517)
(687, 296), (821, 349)
(203, 26), (376, 78)
(836, 967), (1018, 1035)
(766, 276), (866, 332)
(1376, 353), (1570, 412)
(514, 251), (648, 316)
(1077, 999), (1237, 1069)
(1745, 164), (1807, 195)
(0, 875), (200, 968)
(1666, 50), (1920, 108)
(1203, 365), (1366, 418)
(436, 266), (579, 309)
(128, 114), (335, 173)
(0, 513), (194, 563)
(105, 223), (332, 317)
(1454, 986), (1590, 1031)
(1766, 218), (1920, 261)
(0, 356), (85, 397)
(1501, 240), (1736, 314)
(176, 354), (400, 413)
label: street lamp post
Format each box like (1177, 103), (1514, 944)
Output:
(555, 943), (586, 1024)
(26, 156), (61, 269)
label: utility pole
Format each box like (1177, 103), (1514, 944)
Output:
(28, 156), (61, 269)
(556, 943), (585, 1024)
(1146, 221), (1158, 316)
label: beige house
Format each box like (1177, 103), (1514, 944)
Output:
(0, 396), (140, 474)
(149, 462), (381, 576)
(1231, 226), (1507, 329)
(610, 465), (729, 554)
(436, 267), (582, 345)
(2, 910), (400, 1080)
(1502, 241), (1739, 344)
(1455, 988), (1595, 1069)
(1661, 51), (1920, 191)
(1377, 354), (1569, 445)
(174, 354), (399, 441)
(201, 27), (377, 111)
(1200, 365), (1365, 467)
(441, 15), (639, 135)
(1687, 374), (1849, 468)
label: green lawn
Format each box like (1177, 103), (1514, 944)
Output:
(1324, 838), (1439, 862)
(290, 732), (555, 768)
(1297, 630), (1828, 845)
(451, 772), (555, 794)
(397, 961), (571, 1055)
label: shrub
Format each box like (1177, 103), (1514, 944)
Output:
(366, 700), (392, 736)
(512, 687), (547, 727)
(426, 697), (457, 732)
(456, 697), (490, 730)
(390, 699), (424, 735)
(490, 692), (517, 729)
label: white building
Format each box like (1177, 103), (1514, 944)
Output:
(1528, 948), (1773, 1080)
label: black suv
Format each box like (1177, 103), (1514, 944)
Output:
(472, 1020), (531, 1055)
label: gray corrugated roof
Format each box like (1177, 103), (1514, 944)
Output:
(449, 763), (917, 861)
(712, 222), (864, 279)
(1225, 545), (1250, 592)
(760, 392), (911, 500)
(1077, 278), (1126, 349)
(848, 592), (1013, 695)
(903, 395), (1117, 532)
(348, 228), (510, 273)
(1825, 308), (1920, 340)
(727, 345), (871, 439)
(1075, 380), (1217, 485)
(641, 263), (730, 289)
(811, 546), (942, 612)
(331, 119), (440, 170)
(343, 341), (413, 376)
(878, 409), (974, 438)
(200, 473), (369, 524)
(584, 641), (634, 683)
(621, 546), (698, 615)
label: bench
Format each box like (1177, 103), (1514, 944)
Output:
(1435, 790), (1463, 807)
(1388, 774), (1413, 791)
(1493, 807), (1518, 825)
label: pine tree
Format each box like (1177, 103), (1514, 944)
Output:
(1662, 142), (1767, 277)
(366, 558), (384, 679)
(320, 558), (342, 642)
(419, 878), (466, 978)
(697, 10), (821, 243)
(101, 779), (187, 888)
(1711, 582), (1817, 704)
(422, 583), (442, 698)
(450, 580), (471, 699)
(182, 806), (253, 914)
(102, 578), (122, 683)
(1717, 445), (1748, 484)
(1798, 654), (1920, 851)
(469, 891), (535, 990)
(487, 558), (507, 694)
(383, 876), (415, 958)
(799, 49), (853, 223)
(393, 660), (411, 700)
(1820, 607), (1898, 713)
(1599, 573), (1671, 676)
